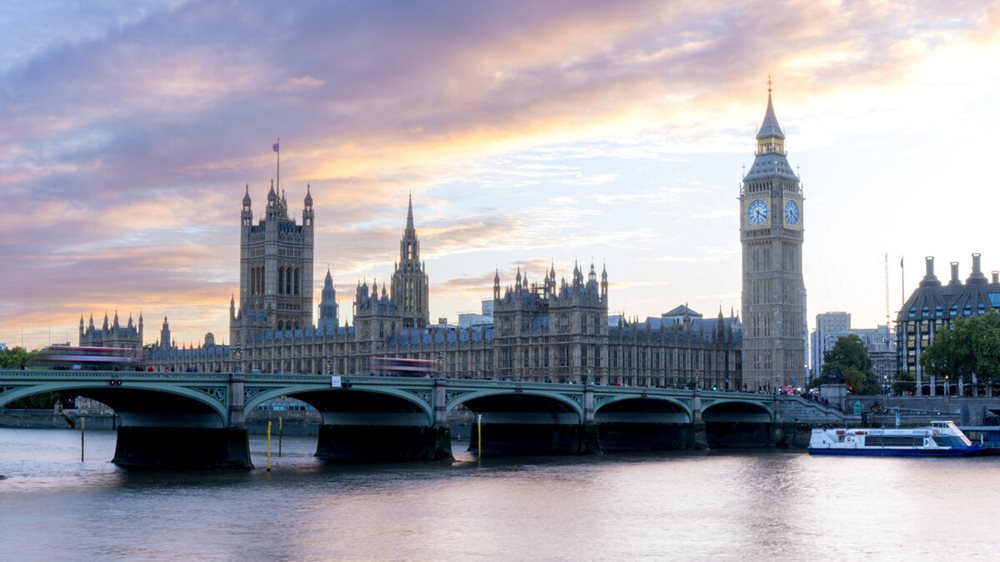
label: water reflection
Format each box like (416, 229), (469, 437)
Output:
(4, 429), (1000, 560)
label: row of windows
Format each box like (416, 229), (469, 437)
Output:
(907, 303), (989, 318)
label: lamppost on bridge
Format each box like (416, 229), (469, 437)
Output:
(437, 353), (445, 379)
(232, 345), (242, 374)
(323, 357), (332, 376)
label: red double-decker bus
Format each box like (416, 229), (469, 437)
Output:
(29, 345), (138, 371)
(369, 357), (438, 377)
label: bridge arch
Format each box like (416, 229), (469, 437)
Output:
(702, 399), (774, 423)
(593, 395), (692, 451)
(245, 384), (433, 424)
(0, 381), (229, 424)
(447, 389), (586, 455)
(446, 389), (584, 420)
(702, 399), (774, 448)
(593, 395), (693, 420)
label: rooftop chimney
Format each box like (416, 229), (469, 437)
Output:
(950, 261), (960, 286)
(967, 253), (988, 284)
(993, 271), (999, 284)
(919, 256), (941, 287)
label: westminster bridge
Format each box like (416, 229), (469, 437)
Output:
(0, 370), (785, 469)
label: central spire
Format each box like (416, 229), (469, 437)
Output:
(406, 191), (414, 231)
(754, 78), (786, 157)
(756, 88), (785, 141)
(391, 193), (430, 328)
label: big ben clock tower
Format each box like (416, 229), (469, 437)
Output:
(740, 83), (806, 391)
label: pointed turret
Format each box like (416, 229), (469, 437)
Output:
(160, 316), (171, 350)
(406, 192), (415, 232)
(600, 263), (608, 300)
(391, 193), (429, 328)
(303, 184), (314, 227)
(319, 267), (339, 333)
(756, 80), (785, 141)
(241, 184), (253, 227)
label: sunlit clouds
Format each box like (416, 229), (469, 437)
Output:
(3, 1), (1000, 350)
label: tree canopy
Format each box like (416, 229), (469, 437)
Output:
(812, 334), (881, 394)
(921, 311), (1000, 384)
(0, 347), (31, 369)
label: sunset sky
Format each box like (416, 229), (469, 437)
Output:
(3, 1), (1000, 356)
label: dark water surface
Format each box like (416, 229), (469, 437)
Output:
(2, 428), (999, 561)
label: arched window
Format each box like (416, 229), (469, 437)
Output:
(294, 268), (300, 295)
(278, 267), (285, 294)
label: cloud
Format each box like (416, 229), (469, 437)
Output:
(2, 0), (998, 347)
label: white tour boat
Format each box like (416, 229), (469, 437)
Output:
(808, 420), (984, 457)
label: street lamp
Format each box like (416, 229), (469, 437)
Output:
(232, 345), (242, 374)
(323, 357), (332, 375)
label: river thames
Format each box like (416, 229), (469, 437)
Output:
(2, 428), (998, 561)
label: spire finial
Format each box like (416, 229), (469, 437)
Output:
(407, 191), (414, 226)
(767, 74), (772, 95)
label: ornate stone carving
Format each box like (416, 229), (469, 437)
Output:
(196, 386), (226, 403)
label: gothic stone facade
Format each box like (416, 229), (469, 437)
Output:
(147, 186), (742, 389)
(740, 88), (807, 390)
(78, 311), (143, 357)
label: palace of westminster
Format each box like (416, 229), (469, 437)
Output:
(79, 90), (814, 391)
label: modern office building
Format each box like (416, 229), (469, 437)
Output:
(851, 324), (896, 390)
(810, 311), (851, 380)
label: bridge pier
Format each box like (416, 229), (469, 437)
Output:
(582, 384), (602, 454)
(467, 422), (590, 455)
(313, 379), (453, 462)
(111, 373), (253, 470)
(315, 424), (452, 461)
(113, 426), (252, 469)
(688, 390), (709, 449)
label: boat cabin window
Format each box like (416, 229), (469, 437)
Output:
(932, 435), (966, 448)
(864, 435), (925, 447)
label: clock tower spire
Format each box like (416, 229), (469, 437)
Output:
(739, 81), (806, 391)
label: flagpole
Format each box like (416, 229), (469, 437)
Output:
(276, 137), (280, 191)
(900, 256), (905, 309)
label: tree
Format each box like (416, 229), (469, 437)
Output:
(1, 347), (67, 407)
(892, 372), (916, 395)
(922, 311), (1000, 393)
(812, 334), (880, 394)
(0, 347), (29, 369)
(822, 334), (873, 376)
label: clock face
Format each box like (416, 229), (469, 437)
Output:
(784, 199), (800, 225)
(747, 199), (768, 225)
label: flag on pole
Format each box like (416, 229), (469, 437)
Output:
(900, 256), (903, 268)
(273, 142), (279, 153)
